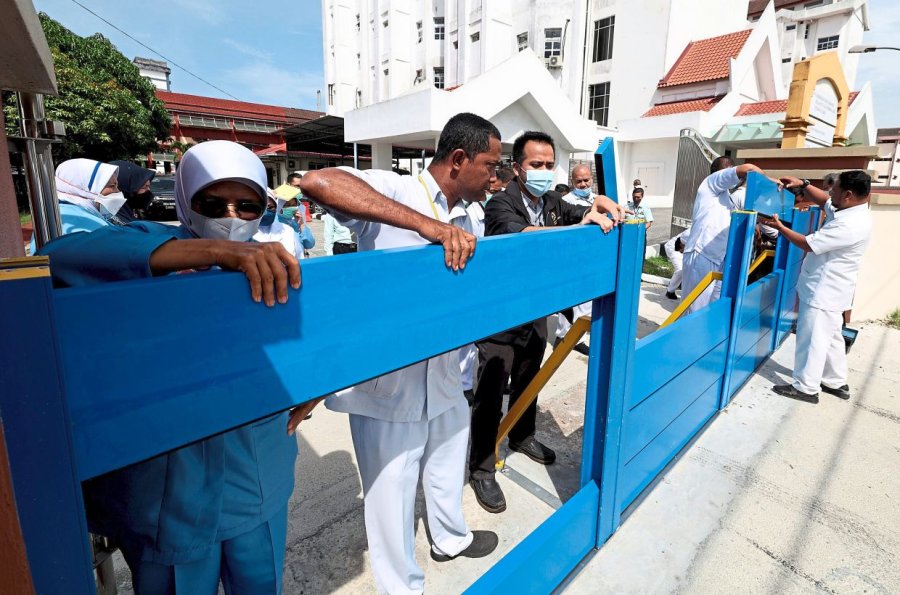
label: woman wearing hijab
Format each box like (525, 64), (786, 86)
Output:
(110, 160), (156, 222)
(54, 158), (127, 232)
(38, 141), (302, 594)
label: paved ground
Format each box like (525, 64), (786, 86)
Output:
(109, 217), (898, 594)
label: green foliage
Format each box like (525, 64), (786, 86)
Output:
(886, 308), (900, 330)
(4, 14), (170, 162)
(642, 255), (674, 278)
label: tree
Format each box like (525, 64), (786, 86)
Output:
(4, 14), (170, 162)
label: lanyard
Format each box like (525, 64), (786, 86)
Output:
(417, 175), (442, 220)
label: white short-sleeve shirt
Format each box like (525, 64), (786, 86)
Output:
(682, 167), (742, 265)
(797, 201), (872, 312)
(324, 168), (465, 422)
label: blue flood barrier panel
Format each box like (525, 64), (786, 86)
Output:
(0, 272), (96, 594)
(594, 137), (619, 202)
(52, 227), (620, 480)
(464, 481), (600, 594)
(745, 171), (795, 222)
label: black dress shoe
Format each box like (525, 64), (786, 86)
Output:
(773, 383), (819, 403)
(821, 383), (850, 400)
(430, 530), (499, 562)
(508, 437), (556, 465)
(471, 477), (506, 513)
(666, 291), (678, 300)
(573, 342), (590, 355)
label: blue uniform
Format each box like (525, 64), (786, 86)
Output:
(39, 223), (298, 594)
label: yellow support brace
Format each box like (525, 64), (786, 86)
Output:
(494, 315), (591, 470)
(658, 271), (722, 330)
(747, 249), (775, 277)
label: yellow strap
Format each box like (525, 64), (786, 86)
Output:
(658, 271), (723, 329)
(417, 176), (442, 220)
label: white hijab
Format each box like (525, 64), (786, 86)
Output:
(175, 140), (268, 238)
(55, 158), (119, 214)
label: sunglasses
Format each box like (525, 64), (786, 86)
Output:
(192, 195), (264, 219)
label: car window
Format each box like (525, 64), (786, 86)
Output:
(150, 178), (176, 194)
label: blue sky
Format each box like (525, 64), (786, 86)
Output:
(32, 0), (900, 127)
(32, 0), (325, 110)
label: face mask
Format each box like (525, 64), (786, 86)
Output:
(485, 193), (493, 202)
(127, 190), (155, 210)
(573, 187), (591, 199)
(282, 206), (299, 218)
(277, 213), (301, 232)
(95, 192), (126, 217)
(522, 170), (555, 198)
(189, 211), (262, 242)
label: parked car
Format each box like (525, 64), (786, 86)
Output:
(145, 175), (176, 221)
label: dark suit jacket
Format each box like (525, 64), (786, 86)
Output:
(481, 179), (590, 347)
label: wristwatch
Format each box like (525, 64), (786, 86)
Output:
(799, 179), (810, 194)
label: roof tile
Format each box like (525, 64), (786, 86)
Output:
(642, 96), (725, 117)
(156, 90), (321, 124)
(734, 91), (859, 116)
(658, 30), (752, 88)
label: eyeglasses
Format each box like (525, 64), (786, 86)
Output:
(192, 195), (264, 219)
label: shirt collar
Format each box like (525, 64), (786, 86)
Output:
(833, 201), (869, 218)
(420, 169), (448, 210)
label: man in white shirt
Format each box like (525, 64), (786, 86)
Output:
(761, 171), (872, 403)
(681, 157), (777, 313)
(296, 113), (500, 594)
(663, 227), (689, 299)
(556, 163), (597, 354)
(626, 187), (653, 231)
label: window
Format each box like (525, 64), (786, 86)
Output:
(804, 0), (823, 7)
(355, 14), (360, 31)
(592, 16), (615, 62)
(383, 68), (389, 76)
(517, 32), (528, 52)
(804, 23), (811, 39)
(817, 35), (839, 50)
(452, 39), (458, 49)
(416, 21), (423, 43)
(785, 24), (796, 31)
(470, 31), (480, 42)
(382, 18), (389, 28)
(782, 57), (792, 63)
(434, 67), (444, 89)
(588, 82), (610, 127)
(327, 83), (334, 106)
(434, 17), (445, 40)
(415, 69), (423, 83)
(544, 27), (562, 58)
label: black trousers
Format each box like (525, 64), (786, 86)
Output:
(332, 242), (357, 254)
(469, 331), (545, 478)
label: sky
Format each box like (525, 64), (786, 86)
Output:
(30, 0), (900, 128)
(32, 0), (325, 110)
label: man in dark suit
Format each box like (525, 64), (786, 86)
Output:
(468, 131), (625, 513)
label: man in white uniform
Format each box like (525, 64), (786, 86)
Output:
(555, 164), (596, 354)
(297, 113), (501, 594)
(663, 227), (689, 299)
(681, 157), (776, 313)
(761, 171), (872, 403)
(450, 182), (488, 403)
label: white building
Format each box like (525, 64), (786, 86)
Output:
(321, 0), (875, 204)
(133, 57), (171, 91)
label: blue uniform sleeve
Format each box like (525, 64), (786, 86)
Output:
(298, 226), (316, 250)
(38, 224), (178, 287)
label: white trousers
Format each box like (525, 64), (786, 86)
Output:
(349, 400), (473, 595)
(793, 301), (848, 394)
(682, 251), (722, 314)
(458, 344), (476, 391)
(664, 241), (684, 293)
(555, 302), (592, 340)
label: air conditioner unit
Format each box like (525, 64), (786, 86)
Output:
(547, 55), (563, 69)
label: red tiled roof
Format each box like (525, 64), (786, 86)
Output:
(642, 96), (725, 117)
(156, 90), (321, 124)
(734, 91), (860, 116)
(658, 30), (752, 88)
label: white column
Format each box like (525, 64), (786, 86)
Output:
(371, 142), (393, 170)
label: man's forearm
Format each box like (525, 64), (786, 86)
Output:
(735, 163), (764, 179)
(300, 169), (437, 237)
(798, 183), (829, 207)
(777, 224), (811, 252)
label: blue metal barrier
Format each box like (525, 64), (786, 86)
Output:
(0, 174), (818, 593)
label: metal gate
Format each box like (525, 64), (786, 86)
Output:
(670, 128), (719, 236)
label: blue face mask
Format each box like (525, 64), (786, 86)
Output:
(573, 187), (591, 199)
(282, 206), (299, 218)
(523, 170), (555, 197)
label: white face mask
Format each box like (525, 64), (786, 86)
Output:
(95, 192), (126, 217)
(189, 211), (263, 242)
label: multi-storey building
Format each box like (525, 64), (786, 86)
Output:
(322, 0), (875, 204)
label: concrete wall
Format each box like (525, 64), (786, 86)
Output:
(853, 193), (900, 321)
(617, 138), (679, 208)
